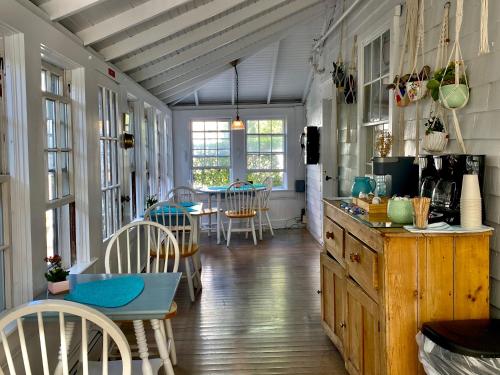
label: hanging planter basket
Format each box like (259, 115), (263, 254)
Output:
(423, 131), (449, 153)
(395, 85), (410, 107)
(439, 83), (469, 109)
(407, 80), (428, 102)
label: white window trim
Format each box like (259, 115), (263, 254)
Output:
(190, 118), (232, 188)
(245, 118), (287, 189)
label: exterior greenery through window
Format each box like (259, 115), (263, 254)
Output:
(191, 120), (231, 188)
(42, 63), (76, 266)
(246, 119), (285, 188)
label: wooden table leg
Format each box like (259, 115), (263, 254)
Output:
(133, 320), (153, 375)
(151, 319), (175, 375)
(217, 193), (221, 244)
(258, 192), (263, 240)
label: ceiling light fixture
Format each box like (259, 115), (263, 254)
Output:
(231, 60), (245, 130)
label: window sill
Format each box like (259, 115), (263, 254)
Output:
(68, 257), (98, 275)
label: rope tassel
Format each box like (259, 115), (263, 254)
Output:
(479, 0), (490, 55)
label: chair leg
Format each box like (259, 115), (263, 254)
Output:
(266, 211), (274, 236)
(258, 209), (263, 240)
(192, 255), (202, 293)
(250, 218), (257, 245)
(245, 218), (250, 239)
(164, 319), (177, 366)
(151, 319), (175, 375)
(185, 257), (195, 302)
(221, 217), (226, 240)
(226, 219), (232, 247)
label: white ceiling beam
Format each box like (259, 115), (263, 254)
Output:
(100, 0), (247, 61)
(267, 41), (281, 104)
(132, 0), (323, 83)
(168, 78), (215, 105)
(76, 0), (192, 45)
(302, 68), (314, 103)
(194, 91), (199, 106)
(134, 0), (322, 83)
(40, 0), (107, 21)
(115, 0), (288, 72)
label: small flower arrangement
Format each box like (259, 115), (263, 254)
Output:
(145, 194), (158, 208)
(424, 116), (445, 135)
(45, 255), (70, 294)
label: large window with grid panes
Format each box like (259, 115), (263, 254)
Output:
(191, 119), (231, 188)
(98, 86), (121, 240)
(362, 29), (391, 172)
(246, 119), (286, 188)
(42, 62), (76, 266)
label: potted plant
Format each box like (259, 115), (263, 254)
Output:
(423, 116), (448, 153)
(44, 255), (70, 294)
(406, 66), (431, 102)
(145, 194), (158, 208)
(388, 74), (410, 107)
(426, 62), (469, 109)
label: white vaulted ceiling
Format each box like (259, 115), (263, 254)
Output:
(26, 0), (330, 106)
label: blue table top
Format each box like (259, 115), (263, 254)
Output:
(201, 183), (266, 192)
(39, 273), (181, 321)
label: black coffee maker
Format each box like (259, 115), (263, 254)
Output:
(418, 154), (485, 225)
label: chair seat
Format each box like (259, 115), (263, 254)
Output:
(191, 207), (221, 216)
(224, 210), (257, 218)
(255, 207), (270, 212)
(164, 300), (178, 319)
(151, 243), (199, 258)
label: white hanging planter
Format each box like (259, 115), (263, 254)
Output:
(439, 83), (469, 109)
(406, 80), (428, 102)
(423, 131), (449, 153)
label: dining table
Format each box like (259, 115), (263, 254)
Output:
(38, 272), (181, 375)
(199, 183), (266, 244)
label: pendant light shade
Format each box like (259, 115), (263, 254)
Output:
(231, 61), (245, 130)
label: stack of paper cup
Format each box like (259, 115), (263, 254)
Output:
(460, 174), (482, 228)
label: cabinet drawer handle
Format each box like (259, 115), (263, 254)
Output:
(326, 231), (334, 240)
(349, 253), (361, 263)
(317, 290), (322, 294)
(340, 322), (346, 328)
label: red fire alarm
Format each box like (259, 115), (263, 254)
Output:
(107, 68), (116, 79)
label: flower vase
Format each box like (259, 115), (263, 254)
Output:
(47, 280), (69, 295)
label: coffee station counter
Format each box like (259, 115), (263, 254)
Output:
(320, 198), (491, 375)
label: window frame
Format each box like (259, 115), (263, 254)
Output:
(245, 118), (287, 189)
(190, 118), (232, 189)
(41, 62), (76, 266)
(98, 85), (121, 241)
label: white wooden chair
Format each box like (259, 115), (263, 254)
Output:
(224, 181), (257, 246)
(0, 299), (132, 375)
(145, 202), (201, 302)
(257, 177), (274, 239)
(105, 221), (180, 375)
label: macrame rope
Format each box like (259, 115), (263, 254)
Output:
(479, 0), (490, 55)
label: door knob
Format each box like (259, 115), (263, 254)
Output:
(325, 175), (332, 181)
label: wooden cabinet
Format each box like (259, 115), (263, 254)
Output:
(320, 252), (347, 355)
(321, 199), (491, 375)
(346, 279), (380, 375)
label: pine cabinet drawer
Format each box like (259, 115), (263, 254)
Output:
(345, 234), (379, 301)
(324, 217), (345, 265)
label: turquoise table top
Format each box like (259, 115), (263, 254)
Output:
(40, 273), (181, 321)
(201, 184), (266, 192)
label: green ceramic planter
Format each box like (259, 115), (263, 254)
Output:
(439, 84), (469, 109)
(387, 198), (414, 224)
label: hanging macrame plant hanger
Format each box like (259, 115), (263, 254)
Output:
(332, 0), (346, 89)
(438, 0), (469, 153)
(344, 35), (357, 143)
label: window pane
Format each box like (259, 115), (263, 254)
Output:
(101, 193), (106, 238)
(271, 120), (284, 134)
(370, 81), (381, 122)
(218, 157), (230, 167)
(271, 136), (284, 152)
(45, 99), (57, 148)
(247, 155), (259, 169)
(46, 208), (58, 257)
(272, 154), (284, 169)
(372, 36), (381, 80)
(112, 142), (119, 185)
(259, 135), (272, 152)
(98, 87), (104, 137)
(218, 121), (229, 131)
(259, 120), (272, 134)
(192, 139), (204, 150)
(381, 31), (390, 76)
(41, 70), (47, 92)
(205, 121), (217, 131)
(60, 103), (71, 148)
(247, 120), (258, 133)
(259, 155), (272, 170)
(105, 89), (111, 137)
(100, 140), (106, 188)
(192, 121), (204, 131)
(50, 73), (60, 95)
(247, 135), (259, 152)
(247, 171), (284, 187)
(364, 44), (371, 83)
(47, 152), (57, 200)
(363, 84), (372, 123)
(192, 168), (229, 189)
(60, 152), (71, 196)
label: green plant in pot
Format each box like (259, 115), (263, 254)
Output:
(423, 116), (448, 153)
(44, 255), (70, 294)
(145, 194), (158, 208)
(426, 62), (469, 109)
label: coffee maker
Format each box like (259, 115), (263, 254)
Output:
(372, 156), (419, 197)
(418, 154), (485, 225)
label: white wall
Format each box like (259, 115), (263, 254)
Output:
(305, 0), (500, 315)
(0, 0), (172, 301)
(172, 104), (306, 228)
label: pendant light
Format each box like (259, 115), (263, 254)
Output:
(231, 60), (245, 130)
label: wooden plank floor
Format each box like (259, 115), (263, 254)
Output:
(167, 228), (346, 374)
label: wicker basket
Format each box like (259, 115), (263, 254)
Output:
(423, 132), (448, 153)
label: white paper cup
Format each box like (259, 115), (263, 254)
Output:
(461, 175), (481, 200)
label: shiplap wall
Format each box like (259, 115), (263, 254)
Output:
(306, 0), (500, 315)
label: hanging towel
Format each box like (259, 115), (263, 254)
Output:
(65, 276), (145, 308)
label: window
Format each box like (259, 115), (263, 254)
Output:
(98, 86), (121, 240)
(246, 119), (286, 188)
(362, 30), (391, 170)
(42, 63), (76, 265)
(191, 120), (231, 188)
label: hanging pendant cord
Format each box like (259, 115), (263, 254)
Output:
(234, 65), (240, 118)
